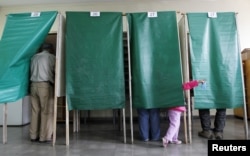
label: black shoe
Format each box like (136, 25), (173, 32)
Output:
(214, 132), (223, 140)
(198, 130), (213, 139)
(39, 140), (52, 143)
(30, 138), (39, 142)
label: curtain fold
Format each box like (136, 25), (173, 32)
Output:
(65, 12), (125, 110)
(0, 11), (58, 103)
(187, 12), (244, 109)
(127, 11), (184, 109)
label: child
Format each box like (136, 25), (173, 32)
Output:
(162, 80), (205, 148)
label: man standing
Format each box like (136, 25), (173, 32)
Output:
(198, 109), (226, 140)
(137, 108), (161, 142)
(30, 43), (55, 143)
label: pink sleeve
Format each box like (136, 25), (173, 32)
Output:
(182, 80), (199, 90)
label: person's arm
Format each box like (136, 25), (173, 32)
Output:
(182, 80), (204, 90)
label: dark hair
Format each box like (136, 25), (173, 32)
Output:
(42, 43), (53, 50)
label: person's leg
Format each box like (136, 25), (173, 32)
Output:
(164, 110), (181, 142)
(137, 109), (149, 141)
(198, 109), (213, 139)
(149, 108), (161, 141)
(213, 109), (226, 140)
(162, 110), (181, 147)
(37, 83), (51, 142)
(171, 111), (182, 143)
(44, 85), (54, 141)
(30, 83), (40, 141)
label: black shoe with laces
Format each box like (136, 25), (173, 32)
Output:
(198, 130), (213, 139)
(214, 132), (223, 140)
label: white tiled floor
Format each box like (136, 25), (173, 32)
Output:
(0, 116), (248, 156)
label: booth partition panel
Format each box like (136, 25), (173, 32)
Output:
(187, 12), (244, 109)
(127, 11), (184, 109)
(65, 12), (125, 110)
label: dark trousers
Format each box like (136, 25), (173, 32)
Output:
(198, 109), (226, 132)
(137, 108), (161, 141)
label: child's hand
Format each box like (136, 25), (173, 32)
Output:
(198, 80), (205, 84)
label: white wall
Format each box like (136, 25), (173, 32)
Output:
(1, 0), (248, 117)
(0, 96), (31, 125)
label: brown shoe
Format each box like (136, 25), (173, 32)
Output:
(214, 132), (223, 140)
(198, 130), (213, 139)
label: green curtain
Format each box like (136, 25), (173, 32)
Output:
(0, 11), (58, 103)
(127, 11), (184, 109)
(187, 12), (244, 109)
(66, 12), (125, 110)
